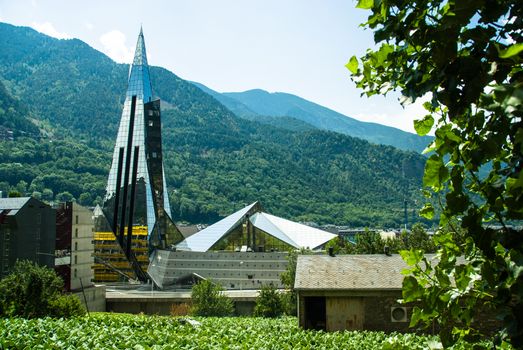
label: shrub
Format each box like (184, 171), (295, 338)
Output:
(254, 284), (283, 318)
(281, 291), (297, 316)
(190, 279), (233, 317)
(170, 302), (191, 316)
(48, 294), (86, 318)
(0, 260), (86, 318)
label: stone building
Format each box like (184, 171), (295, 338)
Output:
(0, 197), (55, 278)
(294, 254), (412, 332)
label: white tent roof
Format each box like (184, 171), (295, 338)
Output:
(175, 202), (257, 252)
(250, 212), (336, 250)
(176, 203), (336, 251)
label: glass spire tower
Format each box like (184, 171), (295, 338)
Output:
(102, 28), (183, 251)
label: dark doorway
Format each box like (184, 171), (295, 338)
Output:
(304, 296), (326, 330)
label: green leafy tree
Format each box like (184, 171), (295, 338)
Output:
(190, 279), (233, 317)
(15, 180), (28, 196)
(401, 224), (435, 253)
(7, 190), (21, 198)
(348, 0), (522, 347)
(280, 249), (313, 315)
(55, 191), (74, 203)
(42, 188), (54, 201)
(353, 230), (385, 254)
(31, 191), (42, 200)
(78, 192), (92, 206)
(254, 284), (283, 318)
(0, 260), (85, 318)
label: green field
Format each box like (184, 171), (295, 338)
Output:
(0, 313), (488, 349)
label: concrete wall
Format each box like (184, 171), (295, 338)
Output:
(70, 203), (94, 291)
(106, 295), (255, 316)
(149, 250), (288, 290)
(74, 285), (106, 312)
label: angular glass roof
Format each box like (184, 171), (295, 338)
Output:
(176, 202), (259, 252)
(176, 203), (337, 251)
(251, 212), (337, 250)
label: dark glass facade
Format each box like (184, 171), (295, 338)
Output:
(100, 29), (182, 253)
(0, 197), (56, 278)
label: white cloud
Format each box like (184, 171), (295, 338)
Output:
(31, 21), (72, 39)
(99, 30), (133, 63)
(353, 94), (432, 134)
(84, 21), (94, 31)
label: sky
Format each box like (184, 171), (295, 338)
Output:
(0, 0), (428, 134)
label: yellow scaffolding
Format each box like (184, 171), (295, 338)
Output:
(93, 226), (150, 282)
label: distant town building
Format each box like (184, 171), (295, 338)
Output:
(0, 126), (14, 141)
(0, 197), (55, 278)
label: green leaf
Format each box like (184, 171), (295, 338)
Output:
(419, 203), (435, 219)
(499, 43), (523, 59)
(356, 0), (374, 9)
(402, 276), (424, 301)
(423, 155), (448, 191)
(414, 115), (434, 136)
(400, 249), (423, 266)
(345, 56), (359, 74)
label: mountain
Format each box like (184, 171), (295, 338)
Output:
(0, 22), (429, 227)
(193, 82), (430, 153)
(0, 79), (39, 137)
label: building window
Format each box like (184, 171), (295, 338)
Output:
(74, 269), (77, 278)
(148, 120), (154, 126)
(75, 255), (78, 264)
(75, 242), (78, 251)
(75, 228), (78, 238)
(75, 215), (79, 225)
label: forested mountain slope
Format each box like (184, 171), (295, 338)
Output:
(0, 22), (429, 227)
(193, 82), (431, 153)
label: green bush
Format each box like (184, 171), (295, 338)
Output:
(190, 279), (233, 317)
(0, 260), (86, 318)
(254, 284), (283, 318)
(48, 294), (86, 318)
(281, 291), (297, 316)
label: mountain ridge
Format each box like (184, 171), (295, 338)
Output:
(192, 82), (430, 153)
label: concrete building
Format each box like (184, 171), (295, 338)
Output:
(55, 202), (105, 311)
(148, 250), (288, 290)
(0, 197), (55, 278)
(294, 254), (411, 332)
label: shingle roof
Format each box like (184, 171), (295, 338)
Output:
(294, 254), (432, 291)
(0, 197), (31, 211)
